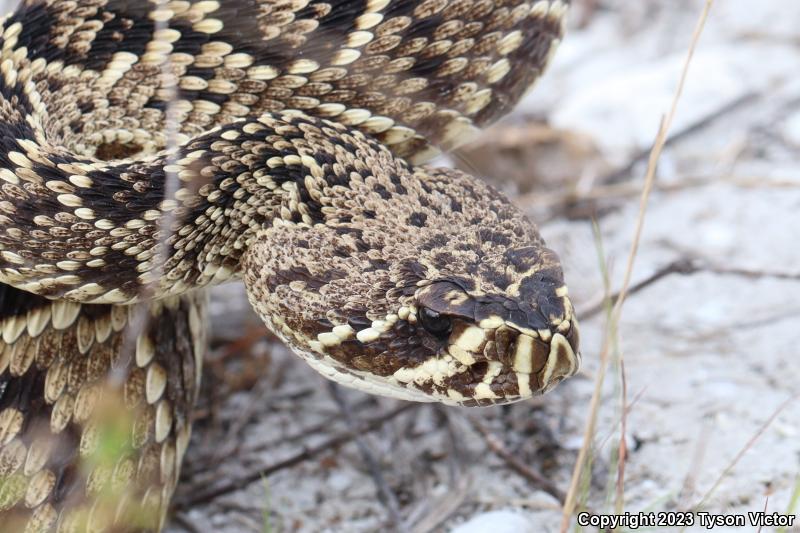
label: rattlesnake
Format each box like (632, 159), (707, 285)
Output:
(0, 0), (578, 530)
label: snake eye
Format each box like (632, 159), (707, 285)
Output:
(418, 307), (452, 338)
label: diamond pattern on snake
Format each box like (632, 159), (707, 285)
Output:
(0, 0), (578, 530)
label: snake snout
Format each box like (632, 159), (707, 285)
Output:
(540, 324), (581, 392)
(500, 315), (580, 397)
(440, 310), (580, 405)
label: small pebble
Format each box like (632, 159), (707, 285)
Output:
(450, 510), (535, 533)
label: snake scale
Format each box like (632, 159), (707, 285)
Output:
(0, 0), (579, 531)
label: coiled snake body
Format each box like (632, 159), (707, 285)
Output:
(0, 0), (578, 530)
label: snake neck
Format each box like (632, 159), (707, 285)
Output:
(0, 110), (412, 304)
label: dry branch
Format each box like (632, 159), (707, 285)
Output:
(174, 403), (418, 509)
(468, 416), (568, 505)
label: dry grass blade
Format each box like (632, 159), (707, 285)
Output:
(595, 386), (648, 452)
(692, 393), (799, 512)
(777, 475), (800, 533)
(560, 221), (613, 525)
(609, 0), (715, 322)
(614, 360), (627, 516)
(559, 2), (716, 530)
(677, 422), (711, 510)
(756, 496), (770, 533)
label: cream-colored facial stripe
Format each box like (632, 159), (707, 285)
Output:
(304, 302), (580, 406)
(304, 350), (452, 404)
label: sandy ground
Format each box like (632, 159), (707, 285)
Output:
(1, 0), (798, 532)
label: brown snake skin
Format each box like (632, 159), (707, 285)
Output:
(0, 0), (577, 531)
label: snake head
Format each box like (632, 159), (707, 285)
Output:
(405, 251), (581, 405)
(369, 240), (579, 406)
(242, 160), (579, 406)
(238, 117), (579, 406)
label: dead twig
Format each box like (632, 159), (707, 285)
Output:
(704, 264), (800, 281)
(211, 358), (292, 462)
(578, 257), (800, 321)
(328, 383), (406, 531)
(468, 415), (567, 505)
(523, 174), (798, 216)
(228, 395), (375, 454)
(174, 402), (418, 509)
(170, 513), (204, 533)
(185, 392), (378, 478)
(600, 91), (759, 185)
(579, 258), (698, 320)
(407, 407), (471, 533)
(522, 92), (759, 223)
